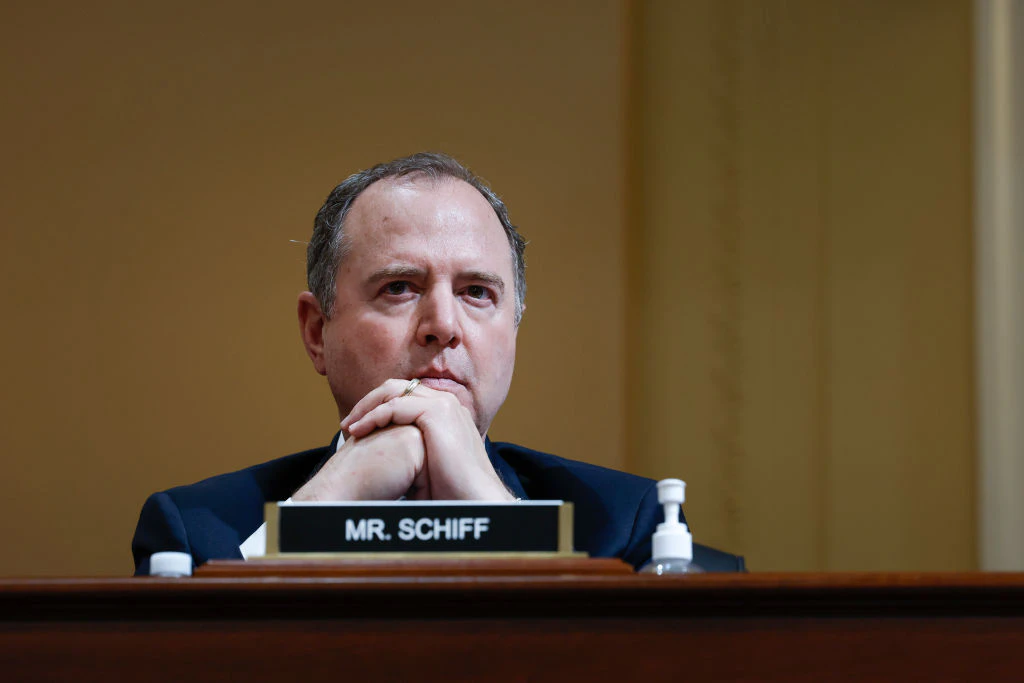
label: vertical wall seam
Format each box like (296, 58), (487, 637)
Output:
(709, 0), (744, 550)
(622, 0), (643, 475)
(813, 0), (833, 572)
(975, 0), (1024, 570)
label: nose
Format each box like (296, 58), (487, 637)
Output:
(415, 287), (461, 348)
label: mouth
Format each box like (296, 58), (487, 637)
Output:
(417, 377), (464, 392)
(412, 370), (466, 393)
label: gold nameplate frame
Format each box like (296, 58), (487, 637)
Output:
(264, 500), (577, 558)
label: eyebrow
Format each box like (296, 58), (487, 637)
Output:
(463, 270), (506, 295)
(366, 265), (506, 294)
(366, 265), (426, 283)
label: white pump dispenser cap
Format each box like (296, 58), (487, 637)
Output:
(149, 551), (193, 577)
(651, 479), (693, 561)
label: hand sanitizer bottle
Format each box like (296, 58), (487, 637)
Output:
(638, 479), (704, 574)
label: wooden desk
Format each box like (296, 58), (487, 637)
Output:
(3, 565), (1024, 682)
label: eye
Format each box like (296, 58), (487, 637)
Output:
(465, 285), (492, 300)
(378, 280), (413, 299)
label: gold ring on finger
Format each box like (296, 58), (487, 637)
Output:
(401, 378), (421, 397)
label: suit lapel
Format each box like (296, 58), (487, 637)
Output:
(485, 438), (528, 500)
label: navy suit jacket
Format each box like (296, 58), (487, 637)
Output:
(132, 439), (745, 575)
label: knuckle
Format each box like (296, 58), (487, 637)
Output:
(395, 428), (419, 444)
(396, 426), (424, 449)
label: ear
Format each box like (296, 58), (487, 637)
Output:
(297, 291), (328, 376)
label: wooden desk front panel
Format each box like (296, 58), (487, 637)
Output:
(5, 617), (1024, 682)
(3, 573), (1024, 682)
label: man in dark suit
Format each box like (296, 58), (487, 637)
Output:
(132, 152), (744, 574)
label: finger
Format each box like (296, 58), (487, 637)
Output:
(409, 484), (432, 501)
(341, 378), (417, 431)
(343, 377), (447, 431)
(406, 464), (432, 500)
(346, 395), (433, 438)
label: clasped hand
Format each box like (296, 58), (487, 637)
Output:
(292, 379), (513, 502)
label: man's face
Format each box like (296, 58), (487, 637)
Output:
(317, 176), (519, 436)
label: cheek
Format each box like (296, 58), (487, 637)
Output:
(331, 319), (405, 371)
(479, 329), (517, 386)
(499, 339), (517, 386)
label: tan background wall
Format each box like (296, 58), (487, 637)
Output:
(0, 0), (974, 576)
(628, 0), (975, 570)
(0, 0), (629, 576)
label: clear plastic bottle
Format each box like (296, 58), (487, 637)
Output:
(638, 479), (704, 574)
(640, 557), (704, 575)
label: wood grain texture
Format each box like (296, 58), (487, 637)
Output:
(196, 556), (634, 577)
(3, 574), (1024, 682)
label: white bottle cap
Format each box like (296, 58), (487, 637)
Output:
(149, 551), (193, 577)
(652, 479), (693, 561)
(657, 478), (685, 506)
(652, 522), (693, 560)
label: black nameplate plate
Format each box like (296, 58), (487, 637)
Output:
(265, 501), (573, 555)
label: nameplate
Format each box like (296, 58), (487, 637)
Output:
(264, 501), (575, 556)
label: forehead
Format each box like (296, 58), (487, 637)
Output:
(341, 177), (512, 275)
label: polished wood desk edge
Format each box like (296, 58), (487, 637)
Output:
(197, 556), (636, 576)
(5, 571), (1024, 590)
(4, 572), (1024, 622)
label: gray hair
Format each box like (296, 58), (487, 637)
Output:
(307, 152), (527, 325)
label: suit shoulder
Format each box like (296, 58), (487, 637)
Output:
(133, 446), (330, 572)
(490, 441), (655, 500)
(160, 446), (331, 509)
